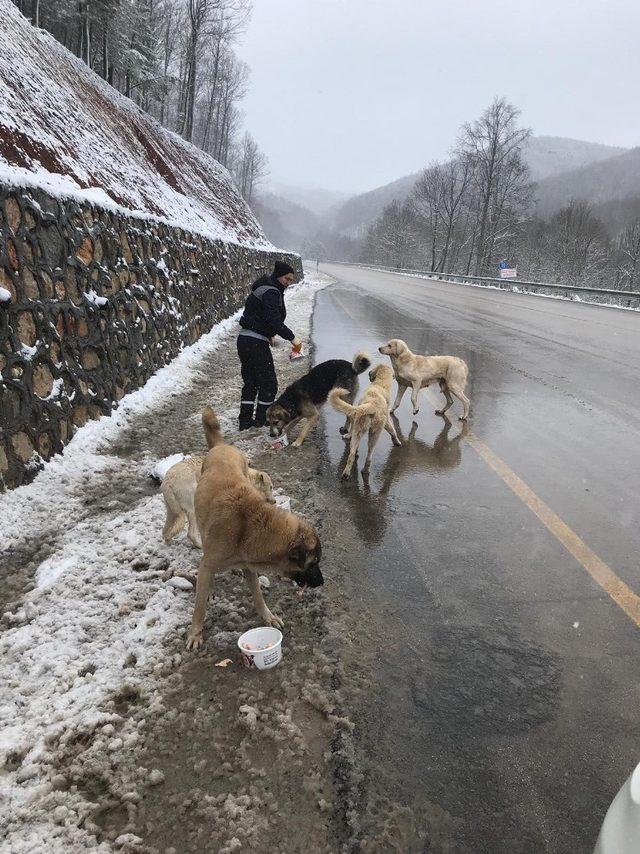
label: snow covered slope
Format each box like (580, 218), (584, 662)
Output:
(0, 0), (270, 248)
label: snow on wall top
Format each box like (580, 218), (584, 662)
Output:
(0, 1), (272, 249)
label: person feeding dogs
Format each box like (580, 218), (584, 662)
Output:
(237, 260), (303, 430)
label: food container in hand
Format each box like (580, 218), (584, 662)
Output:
(238, 627), (283, 670)
(289, 347), (304, 361)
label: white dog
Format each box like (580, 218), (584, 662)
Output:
(162, 455), (274, 549)
(378, 338), (470, 420)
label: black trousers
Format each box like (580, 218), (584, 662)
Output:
(237, 335), (278, 427)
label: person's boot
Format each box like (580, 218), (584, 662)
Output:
(239, 401), (255, 430)
(254, 401), (271, 428)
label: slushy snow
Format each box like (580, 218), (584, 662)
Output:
(0, 274), (329, 853)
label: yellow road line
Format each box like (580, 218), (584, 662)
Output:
(465, 431), (640, 628)
(418, 385), (640, 627)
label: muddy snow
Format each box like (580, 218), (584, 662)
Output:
(0, 272), (359, 853)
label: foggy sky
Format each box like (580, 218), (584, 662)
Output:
(236, 0), (640, 195)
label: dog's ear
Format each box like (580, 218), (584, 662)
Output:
(259, 471), (270, 487)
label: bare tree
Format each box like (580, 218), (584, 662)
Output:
(411, 158), (471, 272)
(233, 131), (268, 205)
(457, 97), (532, 274)
(616, 221), (640, 291)
(179, 0), (215, 141)
(362, 201), (418, 269)
(547, 200), (611, 286)
(197, 1), (250, 152)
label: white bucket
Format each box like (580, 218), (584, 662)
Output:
(275, 494), (291, 512)
(238, 627), (283, 670)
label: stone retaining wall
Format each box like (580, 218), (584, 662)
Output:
(0, 187), (300, 490)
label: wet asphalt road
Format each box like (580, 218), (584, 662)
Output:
(312, 263), (640, 853)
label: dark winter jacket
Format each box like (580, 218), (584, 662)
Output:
(238, 274), (295, 342)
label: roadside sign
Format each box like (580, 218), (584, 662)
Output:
(500, 268), (518, 279)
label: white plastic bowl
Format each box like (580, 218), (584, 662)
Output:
(275, 494), (291, 512)
(238, 627), (283, 670)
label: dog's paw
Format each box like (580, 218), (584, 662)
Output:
(459, 415), (468, 422)
(341, 433), (351, 441)
(435, 408), (444, 416)
(261, 609), (284, 630)
(393, 438), (402, 447)
(413, 409), (420, 415)
(340, 469), (351, 480)
(290, 440), (303, 448)
(186, 630), (203, 650)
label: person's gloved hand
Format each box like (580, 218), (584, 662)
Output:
(291, 337), (303, 352)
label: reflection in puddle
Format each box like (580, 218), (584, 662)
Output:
(335, 415), (468, 543)
(378, 415), (468, 493)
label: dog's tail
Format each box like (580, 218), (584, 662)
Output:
(329, 387), (377, 418)
(202, 406), (224, 449)
(352, 351), (371, 374)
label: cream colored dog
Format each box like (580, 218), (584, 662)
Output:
(162, 456), (274, 549)
(328, 363), (401, 478)
(378, 338), (470, 420)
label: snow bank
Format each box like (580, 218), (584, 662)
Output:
(0, 0), (271, 249)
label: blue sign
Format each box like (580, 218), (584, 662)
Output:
(499, 260), (510, 269)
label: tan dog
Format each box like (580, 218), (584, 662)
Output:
(162, 456), (274, 549)
(328, 364), (401, 478)
(186, 407), (323, 650)
(378, 338), (470, 420)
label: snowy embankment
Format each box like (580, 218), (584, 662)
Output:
(0, 274), (330, 853)
(0, 0), (270, 249)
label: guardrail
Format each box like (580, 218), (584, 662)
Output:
(332, 262), (640, 309)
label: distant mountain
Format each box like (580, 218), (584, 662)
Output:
(256, 137), (640, 254)
(534, 146), (640, 217)
(329, 172), (421, 238)
(329, 136), (631, 238)
(269, 183), (350, 217)
(591, 193), (640, 236)
(523, 136), (626, 182)
(252, 192), (320, 252)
